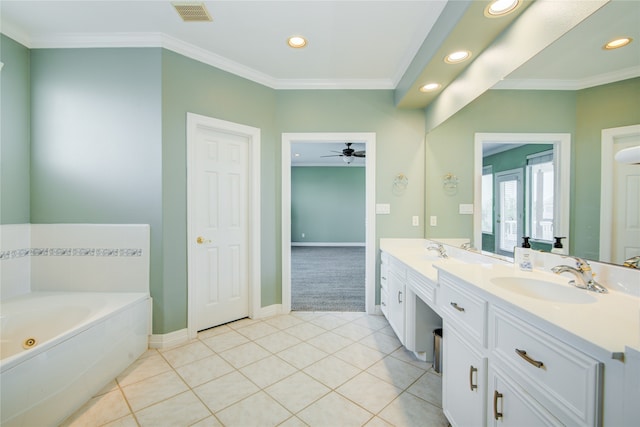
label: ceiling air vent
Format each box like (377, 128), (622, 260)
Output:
(173, 2), (212, 22)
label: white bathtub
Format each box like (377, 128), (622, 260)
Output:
(0, 291), (150, 427)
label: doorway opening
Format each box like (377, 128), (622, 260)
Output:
(282, 133), (376, 314)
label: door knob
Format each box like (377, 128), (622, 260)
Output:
(196, 236), (211, 244)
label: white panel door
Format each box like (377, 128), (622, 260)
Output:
(612, 136), (640, 264)
(193, 125), (249, 331)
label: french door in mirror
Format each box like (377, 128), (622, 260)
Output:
(495, 169), (523, 256)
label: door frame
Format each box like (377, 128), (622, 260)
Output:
(281, 132), (376, 314)
(600, 124), (640, 262)
(186, 112), (261, 339)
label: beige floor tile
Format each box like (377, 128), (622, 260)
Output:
(352, 315), (390, 331)
(201, 330), (250, 353)
(297, 392), (373, 427)
(190, 416), (224, 427)
(283, 322), (327, 341)
(364, 416), (394, 427)
(358, 331), (402, 354)
(94, 379), (119, 397)
(227, 317), (262, 329)
(161, 340), (215, 368)
(122, 370), (189, 412)
(263, 314), (305, 330)
(303, 355), (361, 389)
(265, 371), (330, 413)
(367, 356), (425, 390)
(278, 415), (309, 427)
(377, 325), (397, 337)
(137, 348), (159, 359)
(337, 372), (403, 414)
(307, 331), (354, 354)
(406, 371), (442, 407)
(216, 391), (292, 427)
(277, 342), (328, 369)
(332, 322), (374, 341)
(219, 341), (271, 368)
(102, 415), (138, 427)
(289, 311), (324, 321)
(135, 391), (211, 427)
(389, 347), (430, 369)
(336, 312), (367, 321)
(254, 330), (302, 353)
(239, 355), (297, 388)
(378, 392), (449, 427)
(308, 313), (350, 330)
(197, 324), (232, 339)
(235, 321), (280, 340)
(333, 342), (387, 370)
(175, 354), (235, 387)
(116, 353), (172, 387)
(60, 389), (130, 427)
(194, 370), (260, 412)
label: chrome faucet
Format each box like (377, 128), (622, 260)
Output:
(551, 256), (608, 293)
(426, 243), (448, 259)
(623, 256), (640, 269)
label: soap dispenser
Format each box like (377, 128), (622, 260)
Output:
(551, 237), (566, 255)
(516, 237), (533, 271)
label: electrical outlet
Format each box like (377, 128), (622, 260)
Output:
(430, 216), (437, 226)
(412, 216), (419, 226)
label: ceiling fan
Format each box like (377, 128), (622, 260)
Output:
(321, 143), (366, 164)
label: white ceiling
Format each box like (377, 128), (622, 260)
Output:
(0, 0), (448, 89)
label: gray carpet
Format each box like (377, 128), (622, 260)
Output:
(291, 246), (365, 312)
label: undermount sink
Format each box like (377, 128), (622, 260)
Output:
(490, 277), (597, 304)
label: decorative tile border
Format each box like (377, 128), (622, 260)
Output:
(0, 248), (143, 261)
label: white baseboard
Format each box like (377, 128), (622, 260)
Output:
(291, 242), (365, 247)
(253, 304), (285, 318)
(149, 328), (189, 349)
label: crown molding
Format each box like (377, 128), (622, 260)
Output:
(493, 65), (640, 91)
(0, 29), (395, 90)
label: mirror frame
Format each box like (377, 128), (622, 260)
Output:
(473, 132), (571, 255)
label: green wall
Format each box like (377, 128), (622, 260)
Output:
(291, 167), (365, 243)
(3, 41), (426, 333)
(425, 78), (640, 259)
(0, 35), (30, 223)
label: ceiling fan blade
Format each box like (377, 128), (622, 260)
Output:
(353, 151), (366, 157)
(320, 154), (342, 157)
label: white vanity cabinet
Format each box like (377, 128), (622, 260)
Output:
(439, 270), (603, 427)
(443, 322), (488, 427)
(380, 252), (389, 317)
(387, 256), (407, 344)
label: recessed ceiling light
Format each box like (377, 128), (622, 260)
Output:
(603, 37), (632, 50)
(485, 0), (520, 18)
(444, 50), (471, 64)
(419, 83), (441, 92)
(288, 36), (307, 48)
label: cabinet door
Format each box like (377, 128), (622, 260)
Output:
(487, 367), (562, 427)
(443, 323), (487, 427)
(388, 270), (405, 343)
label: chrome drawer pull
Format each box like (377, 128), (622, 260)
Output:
(493, 390), (503, 420)
(398, 291), (403, 303)
(450, 302), (465, 312)
(469, 365), (478, 391)
(381, 301), (386, 307)
(515, 348), (544, 368)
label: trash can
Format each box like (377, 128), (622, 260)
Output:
(433, 328), (443, 374)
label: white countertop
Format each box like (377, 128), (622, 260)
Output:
(380, 238), (640, 360)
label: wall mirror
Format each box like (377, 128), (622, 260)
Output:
(473, 133), (571, 259)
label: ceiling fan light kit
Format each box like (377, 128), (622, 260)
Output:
(320, 142), (366, 165)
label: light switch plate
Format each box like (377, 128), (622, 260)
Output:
(430, 216), (437, 226)
(412, 216), (419, 226)
(376, 203), (391, 214)
(459, 204), (474, 215)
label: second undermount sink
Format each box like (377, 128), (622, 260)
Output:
(490, 276), (598, 304)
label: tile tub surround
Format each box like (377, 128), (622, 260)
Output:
(62, 312), (448, 427)
(0, 224), (150, 298)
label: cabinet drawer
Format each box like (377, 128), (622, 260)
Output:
(440, 274), (487, 348)
(380, 287), (388, 316)
(408, 269), (437, 306)
(389, 257), (407, 279)
(490, 307), (601, 426)
(380, 263), (389, 291)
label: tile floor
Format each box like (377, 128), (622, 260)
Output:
(62, 311), (448, 427)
